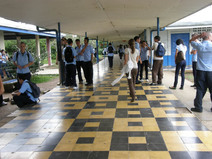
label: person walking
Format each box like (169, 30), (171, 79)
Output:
(75, 39), (85, 84)
(107, 43), (115, 69)
(134, 36), (141, 84)
(150, 36), (164, 85)
(118, 44), (125, 63)
(169, 39), (187, 90)
(124, 39), (140, 102)
(190, 32), (212, 113)
(13, 42), (34, 89)
(140, 41), (151, 82)
(63, 38), (77, 89)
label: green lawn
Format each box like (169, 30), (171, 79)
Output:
(31, 74), (59, 84)
(43, 59), (57, 65)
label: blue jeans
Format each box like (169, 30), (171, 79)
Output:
(174, 60), (186, 88)
(194, 70), (212, 111)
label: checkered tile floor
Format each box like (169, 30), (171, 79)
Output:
(0, 57), (212, 159)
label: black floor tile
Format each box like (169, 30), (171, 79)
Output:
(128, 122), (143, 126)
(170, 151), (192, 159)
(181, 137), (202, 144)
(129, 144), (147, 151)
(146, 136), (165, 144)
(111, 137), (128, 144)
(110, 144), (128, 151)
(129, 132), (145, 137)
(91, 111), (104, 115)
(50, 151), (71, 159)
(189, 152), (212, 159)
(88, 151), (109, 159)
(147, 143), (167, 151)
(76, 137), (95, 144)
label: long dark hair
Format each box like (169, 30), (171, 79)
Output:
(128, 39), (135, 54)
(176, 39), (184, 45)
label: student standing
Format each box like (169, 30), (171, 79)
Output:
(124, 39), (140, 102)
(169, 39), (187, 90)
(63, 38), (77, 89)
(107, 43), (115, 69)
(134, 36), (141, 84)
(190, 32), (212, 113)
(140, 41), (151, 82)
(150, 36), (164, 85)
(81, 37), (94, 86)
(75, 39), (85, 84)
(13, 42), (34, 89)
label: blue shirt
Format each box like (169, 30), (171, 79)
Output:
(191, 41), (212, 71)
(140, 47), (149, 61)
(63, 45), (77, 65)
(191, 49), (197, 62)
(12, 51), (34, 74)
(107, 46), (116, 57)
(135, 42), (140, 61)
(75, 46), (84, 61)
(19, 80), (38, 102)
(82, 44), (94, 62)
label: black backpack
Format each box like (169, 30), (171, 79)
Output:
(108, 46), (114, 53)
(26, 81), (41, 98)
(155, 43), (166, 57)
(64, 47), (74, 63)
(16, 51), (30, 62)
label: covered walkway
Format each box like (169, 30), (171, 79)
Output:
(0, 56), (212, 159)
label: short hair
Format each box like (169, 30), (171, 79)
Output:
(109, 43), (112, 45)
(61, 37), (67, 41)
(176, 39), (184, 45)
(75, 39), (80, 42)
(18, 74), (26, 81)
(20, 42), (26, 45)
(134, 36), (140, 41)
(84, 37), (89, 42)
(154, 36), (160, 41)
(67, 38), (73, 45)
(141, 40), (146, 44)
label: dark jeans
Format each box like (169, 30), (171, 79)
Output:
(136, 62), (141, 82)
(174, 60), (186, 88)
(0, 95), (3, 104)
(126, 68), (138, 100)
(152, 60), (163, 84)
(194, 70), (212, 111)
(140, 60), (148, 80)
(84, 61), (93, 84)
(76, 61), (85, 82)
(16, 73), (31, 90)
(65, 64), (77, 87)
(119, 53), (124, 59)
(13, 93), (35, 108)
(192, 61), (197, 85)
(108, 56), (113, 68)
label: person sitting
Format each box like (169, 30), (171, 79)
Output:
(12, 74), (38, 108)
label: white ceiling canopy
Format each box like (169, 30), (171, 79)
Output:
(0, 0), (211, 41)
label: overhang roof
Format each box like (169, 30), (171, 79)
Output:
(0, 0), (211, 41)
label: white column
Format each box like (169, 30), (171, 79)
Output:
(0, 31), (5, 50)
(35, 35), (40, 58)
(46, 37), (52, 66)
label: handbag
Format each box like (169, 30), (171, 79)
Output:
(175, 51), (184, 64)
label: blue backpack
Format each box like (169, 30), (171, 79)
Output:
(155, 43), (166, 57)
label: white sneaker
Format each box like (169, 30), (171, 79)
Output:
(146, 79), (149, 82)
(65, 86), (70, 89)
(73, 87), (78, 90)
(140, 79), (143, 82)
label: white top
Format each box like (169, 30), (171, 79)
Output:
(152, 42), (164, 60)
(176, 44), (187, 60)
(125, 48), (140, 68)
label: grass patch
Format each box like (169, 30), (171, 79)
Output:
(43, 59), (57, 65)
(31, 74), (59, 84)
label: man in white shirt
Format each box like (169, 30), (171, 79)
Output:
(151, 36), (164, 85)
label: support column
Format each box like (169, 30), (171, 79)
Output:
(96, 36), (99, 63)
(157, 17), (160, 36)
(16, 36), (21, 49)
(0, 31), (5, 50)
(46, 37), (52, 66)
(85, 32), (87, 38)
(35, 35), (40, 58)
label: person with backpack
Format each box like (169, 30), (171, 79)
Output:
(118, 45), (125, 63)
(12, 74), (38, 108)
(150, 36), (165, 85)
(134, 36), (142, 84)
(13, 42), (34, 89)
(107, 43), (115, 69)
(63, 38), (77, 89)
(169, 39), (187, 90)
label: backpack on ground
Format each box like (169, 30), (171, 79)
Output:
(26, 81), (41, 98)
(155, 43), (166, 57)
(64, 47), (74, 63)
(108, 46), (114, 53)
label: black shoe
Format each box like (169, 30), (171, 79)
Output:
(191, 108), (202, 113)
(85, 83), (93, 86)
(79, 81), (83, 84)
(131, 98), (135, 102)
(0, 101), (7, 106)
(191, 85), (196, 87)
(3, 98), (10, 102)
(157, 82), (162, 85)
(149, 83), (156, 86)
(136, 81), (141, 84)
(179, 87), (183, 90)
(169, 86), (176, 90)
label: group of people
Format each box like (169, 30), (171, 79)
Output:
(0, 49), (11, 79)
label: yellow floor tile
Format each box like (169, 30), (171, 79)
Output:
(185, 144), (209, 151)
(109, 151), (129, 159)
(128, 111), (140, 115)
(166, 143), (188, 151)
(84, 122), (100, 127)
(149, 151), (171, 159)
(146, 94), (178, 100)
(129, 151), (150, 159)
(128, 137), (146, 144)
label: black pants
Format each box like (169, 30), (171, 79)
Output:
(108, 56), (113, 68)
(76, 61), (85, 82)
(194, 70), (212, 111)
(192, 61), (197, 85)
(0, 95), (3, 104)
(16, 73), (31, 90)
(136, 62), (141, 82)
(140, 60), (148, 80)
(13, 94), (35, 108)
(174, 60), (186, 88)
(84, 61), (93, 84)
(65, 64), (77, 87)
(119, 53), (124, 60)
